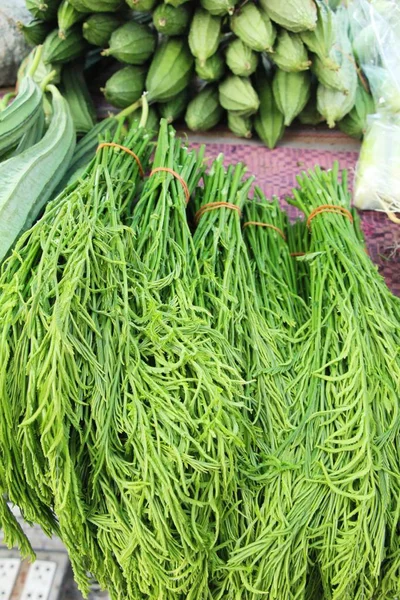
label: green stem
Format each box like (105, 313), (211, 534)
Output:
(28, 45), (43, 78)
(40, 69), (58, 91)
(115, 98), (143, 122)
(139, 93), (149, 129)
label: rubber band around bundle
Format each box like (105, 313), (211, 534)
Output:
(150, 167), (190, 204)
(290, 252), (306, 257)
(307, 204), (354, 229)
(243, 221), (286, 241)
(195, 202), (242, 224)
(97, 143), (144, 177)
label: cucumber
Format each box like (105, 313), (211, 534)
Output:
(226, 39), (258, 77)
(189, 9), (221, 66)
(219, 75), (260, 117)
(158, 89), (189, 123)
(82, 13), (122, 47)
(102, 65), (146, 108)
(43, 26), (87, 64)
(102, 21), (156, 65)
(153, 4), (191, 36)
(195, 51), (225, 82)
(61, 62), (96, 134)
(17, 20), (53, 46)
(185, 86), (223, 131)
(0, 85), (75, 262)
(146, 38), (193, 102)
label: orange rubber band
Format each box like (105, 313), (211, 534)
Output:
(150, 167), (190, 203)
(243, 221), (286, 241)
(307, 204), (353, 229)
(97, 143), (144, 177)
(290, 252), (306, 257)
(195, 201), (241, 224)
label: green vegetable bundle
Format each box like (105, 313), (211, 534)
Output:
(18, 0), (373, 148)
(229, 164), (400, 599)
(0, 121), (252, 599)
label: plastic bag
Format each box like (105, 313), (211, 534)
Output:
(350, 0), (400, 213)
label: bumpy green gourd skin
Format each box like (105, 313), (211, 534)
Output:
(0, 85), (75, 262)
(17, 20), (53, 46)
(61, 62), (96, 134)
(69, 0), (122, 11)
(82, 13), (122, 47)
(0, 76), (43, 157)
(301, 0), (338, 69)
(103, 66), (146, 108)
(272, 70), (311, 126)
(26, 0), (61, 21)
(189, 9), (221, 66)
(58, 0), (86, 38)
(200, 0), (239, 16)
(259, 0), (317, 32)
(146, 38), (193, 102)
(102, 22), (156, 65)
(43, 27), (87, 64)
(227, 112), (253, 138)
(158, 89), (189, 123)
(195, 51), (225, 82)
(219, 75), (260, 117)
(125, 0), (157, 10)
(153, 4), (191, 36)
(231, 4), (276, 52)
(254, 74), (285, 148)
(338, 85), (375, 138)
(271, 31), (311, 72)
(185, 86), (223, 131)
(226, 39), (258, 77)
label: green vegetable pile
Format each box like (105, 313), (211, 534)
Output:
(0, 108), (399, 600)
(15, 0), (377, 147)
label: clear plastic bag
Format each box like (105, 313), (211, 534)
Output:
(350, 0), (400, 213)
